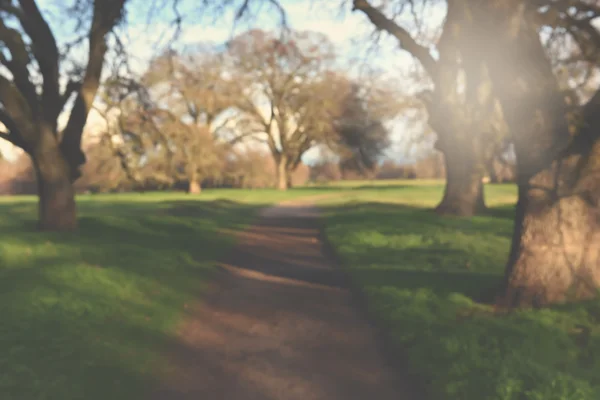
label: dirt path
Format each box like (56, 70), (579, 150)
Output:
(152, 203), (420, 400)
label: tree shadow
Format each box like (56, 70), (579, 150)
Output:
(317, 200), (600, 398)
(319, 201), (515, 304)
(0, 197), (269, 400)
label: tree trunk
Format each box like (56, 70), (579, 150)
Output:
(486, 157), (500, 184)
(502, 159), (600, 307)
(188, 180), (201, 194)
(435, 144), (487, 217)
(187, 165), (201, 194)
(276, 156), (289, 191)
(469, 0), (600, 306)
(32, 131), (77, 231)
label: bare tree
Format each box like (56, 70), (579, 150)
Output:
(140, 49), (234, 192)
(97, 48), (235, 193)
(0, 0), (126, 230)
(225, 29), (348, 190)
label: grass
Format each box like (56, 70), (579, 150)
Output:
(3, 180), (599, 400)
(0, 188), (325, 400)
(318, 182), (600, 400)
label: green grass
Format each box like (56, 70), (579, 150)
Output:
(0, 189), (321, 400)
(319, 182), (600, 400)
(4, 181), (599, 400)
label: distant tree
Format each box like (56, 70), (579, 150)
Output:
(0, 153), (36, 194)
(223, 148), (277, 188)
(310, 161), (343, 183)
(375, 161), (417, 180)
(225, 29), (348, 190)
(75, 136), (129, 193)
(414, 151), (445, 179)
(0, 0), (289, 228)
(98, 48), (237, 193)
(331, 76), (397, 177)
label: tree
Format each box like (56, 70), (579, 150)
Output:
(98, 48), (234, 193)
(467, 0), (600, 306)
(0, 0), (289, 229)
(225, 29), (347, 190)
(0, 0), (125, 230)
(139, 49), (234, 193)
(332, 79), (394, 177)
(75, 136), (129, 193)
(351, 0), (509, 216)
(310, 161), (343, 183)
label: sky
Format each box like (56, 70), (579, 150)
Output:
(0, 0), (446, 163)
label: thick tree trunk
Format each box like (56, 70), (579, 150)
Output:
(32, 131), (77, 231)
(434, 134), (487, 216)
(469, 0), (600, 306)
(436, 150), (486, 216)
(501, 151), (600, 307)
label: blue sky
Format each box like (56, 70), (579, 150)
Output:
(1, 0), (446, 163)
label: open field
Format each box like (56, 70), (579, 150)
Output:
(1, 181), (599, 400)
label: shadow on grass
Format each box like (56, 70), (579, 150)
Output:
(320, 201), (515, 303)
(320, 200), (600, 400)
(0, 198), (265, 400)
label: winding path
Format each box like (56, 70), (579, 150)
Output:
(152, 202), (420, 400)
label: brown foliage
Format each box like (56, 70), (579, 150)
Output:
(0, 155), (36, 195)
(225, 29), (341, 189)
(375, 161), (417, 180)
(414, 152), (446, 179)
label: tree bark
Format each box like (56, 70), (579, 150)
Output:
(502, 160), (600, 307)
(32, 129), (77, 231)
(436, 147), (486, 216)
(470, 0), (600, 306)
(276, 155), (289, 191)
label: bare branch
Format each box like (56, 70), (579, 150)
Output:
(61, 0), (127, 179)
(0, 19), (39, 113)
(18, 0), (62, 122)
(351, 0), (439, 81)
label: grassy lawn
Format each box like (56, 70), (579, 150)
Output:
(0, 189), (324, 400)
(319, 182), (600, 400)
(4, 180), (600, 400)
